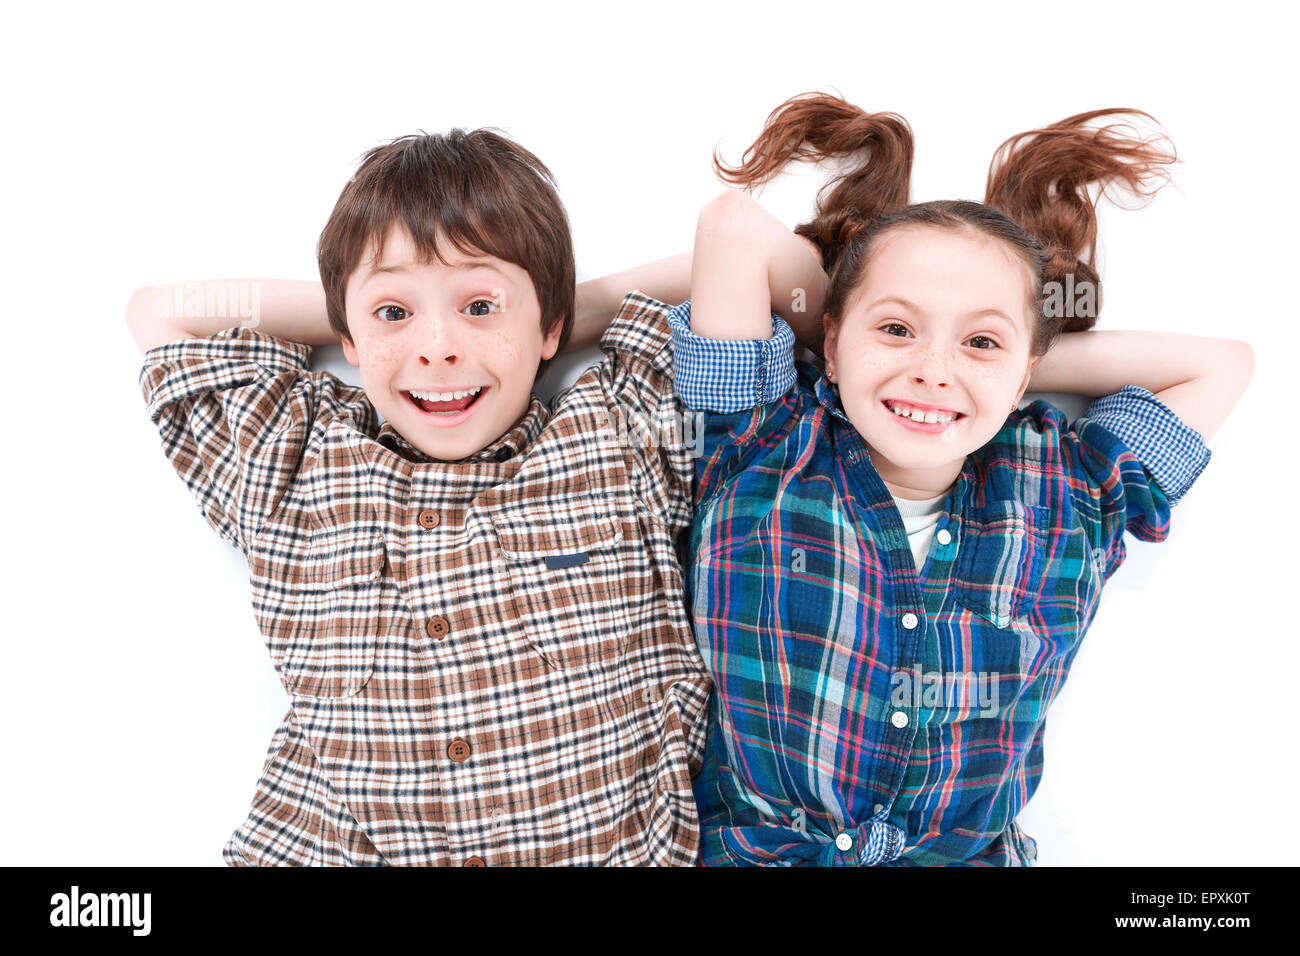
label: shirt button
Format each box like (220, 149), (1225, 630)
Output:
(447, 738), (471, 763)
(902, 612), (919, 629)
(936, 529), (952, 545)
(463, 856), (486, 867)
(874, 804), (884, 814)
(427, 616), (451, 640)
(835, 833), (853, 852)
(891, 710), (909, 729)
(417, 509), (440, 529)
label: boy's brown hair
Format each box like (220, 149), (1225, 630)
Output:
(317, 128), (576, 377)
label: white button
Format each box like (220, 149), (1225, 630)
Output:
(902, 612), (919, 629)
(937, 529), (952, 545)
(874, 804), (884, 814)
(891, 710), (909, 728)
(835, 833), (853, 852)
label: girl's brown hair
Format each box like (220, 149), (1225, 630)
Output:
(715, 93), (1177, 356)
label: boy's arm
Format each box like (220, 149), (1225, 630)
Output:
(567, 253), (692, 352)
(1028, 330), (1254, 440)
(125, 279), (336, 355)
(568, 191), (829, 354)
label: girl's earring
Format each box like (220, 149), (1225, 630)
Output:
(827, 366), (835, 382)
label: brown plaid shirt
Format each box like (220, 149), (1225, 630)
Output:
(139, 292), (710, 866)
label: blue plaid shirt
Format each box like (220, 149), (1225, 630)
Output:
(665, 299), (1211, 866)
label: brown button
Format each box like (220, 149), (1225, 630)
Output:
(417, 509), (440, 529)
(463, 856), (486, 867)
(448, 738), (471, 763)
(426, 616), (450, 640)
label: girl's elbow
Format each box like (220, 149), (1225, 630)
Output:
(697, 190), (762, 242)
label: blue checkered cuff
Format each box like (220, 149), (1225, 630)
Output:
(1083, 384), (1212, 505)
(666, 299), (796, 412)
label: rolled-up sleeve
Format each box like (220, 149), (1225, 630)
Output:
(666, 299), (796, 413)
(1061, 384), (1212, 581)
(1079, 385), (1211, 506)
(139, 327), (315, 554)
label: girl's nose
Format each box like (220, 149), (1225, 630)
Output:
(912, 347), (953, 389)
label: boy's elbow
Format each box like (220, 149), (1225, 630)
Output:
(125, 286), (189, 355)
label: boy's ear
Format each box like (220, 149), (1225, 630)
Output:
(540, 318), (564, 362)
(341, 335), (360, 367)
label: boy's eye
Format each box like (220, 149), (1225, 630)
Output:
(967, 335), (998, 350)
(376, 305), (409, 323)
(463, 298), (500, 317)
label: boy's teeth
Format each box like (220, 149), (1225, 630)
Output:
(410, 387), (482, 402)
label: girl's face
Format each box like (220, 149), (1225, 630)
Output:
(822, 225), (1040, 499)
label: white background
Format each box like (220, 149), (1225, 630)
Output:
(3, 0), (1294, 866)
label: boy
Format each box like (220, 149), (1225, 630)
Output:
(126, 129), (709, 866)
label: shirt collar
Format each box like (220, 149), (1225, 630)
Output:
(376, 395), (549, 465)
(812, 367), (978, 506)
(812, 370), (854, 426)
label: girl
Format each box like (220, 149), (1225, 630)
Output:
(664, 93), (1253, 865)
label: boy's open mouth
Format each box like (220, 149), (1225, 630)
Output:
(404, 386), (486, 416)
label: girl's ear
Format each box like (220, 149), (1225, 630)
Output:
(822, 313), (838, 368)
(1015, 354), (1040, 403)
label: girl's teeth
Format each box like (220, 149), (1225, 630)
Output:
(890, 402), (956, 424)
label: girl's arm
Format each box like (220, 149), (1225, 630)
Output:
(125, 279), (334, 355)
(690, 190), (827, 352)
(568, 191), (829, 354)
(1028, 330), (1255, 440)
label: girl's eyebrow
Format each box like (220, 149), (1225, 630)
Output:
(863, 294), (918, 312)
(866, 295), (1017, 332)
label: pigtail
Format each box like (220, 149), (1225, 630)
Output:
(714, 91), (914, 275)
(985, 109), (1177, 330)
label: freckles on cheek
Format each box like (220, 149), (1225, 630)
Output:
(363, 341), (402, 368)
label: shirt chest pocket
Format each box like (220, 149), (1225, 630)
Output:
(492, 498), (636, 669)
(953, 502), (1050, 631)
(248, 531), (389, 699)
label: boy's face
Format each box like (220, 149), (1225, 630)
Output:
(341, 223), (562, 461)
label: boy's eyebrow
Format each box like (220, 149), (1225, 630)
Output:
(362, 259), (508, 283)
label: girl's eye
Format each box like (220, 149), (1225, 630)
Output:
(464, 298), (500, 317)
(376, 305), (409, 323)
(880, 322), (911, 337)
(967, 335), (999, 350)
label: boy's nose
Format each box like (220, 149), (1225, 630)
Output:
(418, 315), (462, 365)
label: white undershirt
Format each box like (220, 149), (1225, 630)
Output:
(892, 487), (953, 576)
